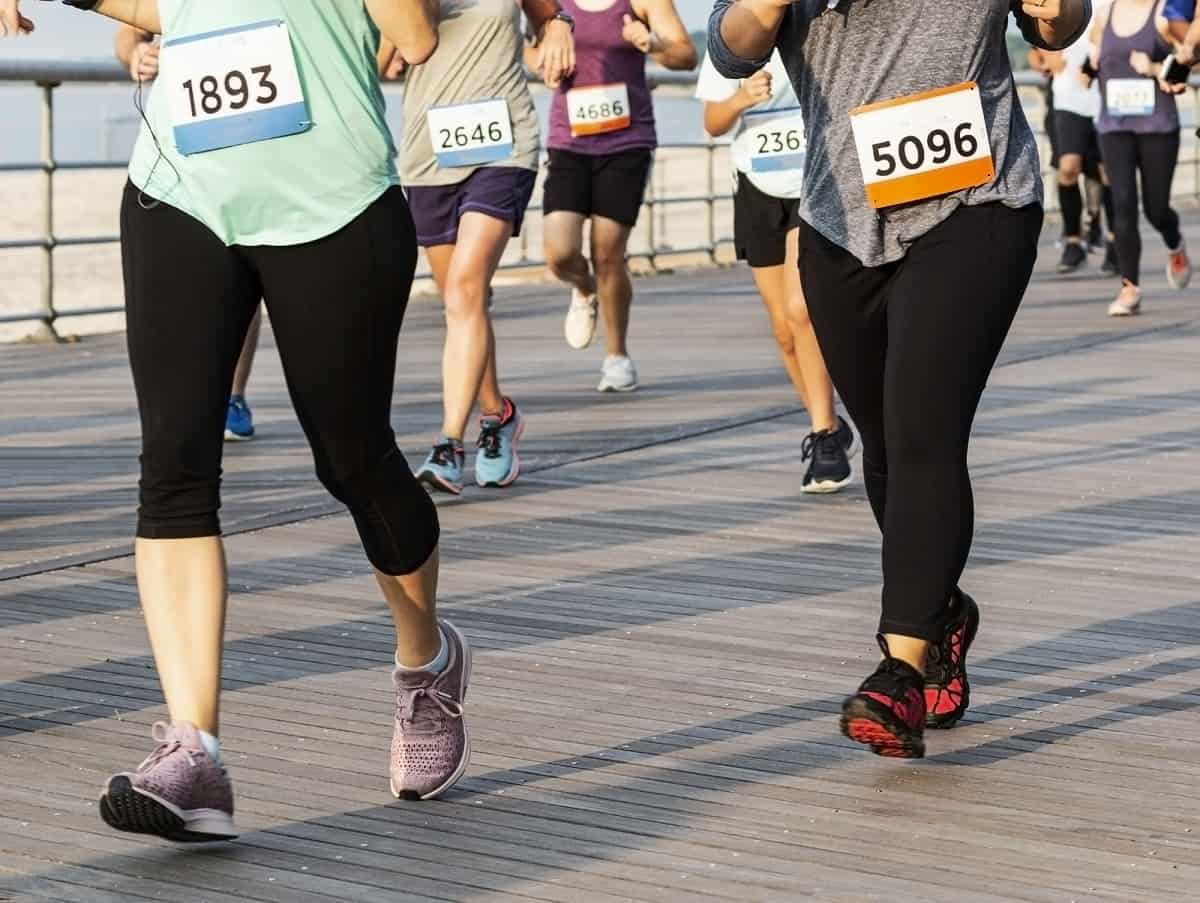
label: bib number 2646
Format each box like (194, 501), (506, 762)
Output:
(850, 82), (993, 209)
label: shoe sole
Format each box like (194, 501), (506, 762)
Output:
(1108, 305), (1140, 318)
(418, 470), (463, 496)
(476, 416), (524, 489)
(598, 380), (639, 393)
(100, 777), (237, 842)
(391, 621), (474, 801)
(840, 697), (925, 758)
(802, 472), (853, 494)
(223, 430), (254, 442)
(925, 593), (981, 730)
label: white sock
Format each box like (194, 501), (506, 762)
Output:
(198, 729), (223, 766)
(396, 629), (449, 674)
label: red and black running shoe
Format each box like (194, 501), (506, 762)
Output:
(924, 590), (980, 729)
(840, 636), (926, 758)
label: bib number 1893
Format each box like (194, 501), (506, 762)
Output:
(182, 66), (278, 118)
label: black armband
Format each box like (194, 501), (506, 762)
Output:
(1080, 58), (1098, 80)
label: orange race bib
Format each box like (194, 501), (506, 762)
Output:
(850, 82), (994, 209)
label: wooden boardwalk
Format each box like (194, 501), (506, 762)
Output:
(2, 224), (1200, 902)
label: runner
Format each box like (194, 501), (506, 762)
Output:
(115, 25), (262, 440)
(694, 50), (857, 493)
(4, 0), (471, 840)
(711, 0), (1089, 758)
(537, 0), (696, 393)
(1092, 0), (1191, 316)
(384, 0), (574, 494)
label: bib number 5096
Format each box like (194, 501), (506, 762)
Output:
(870, 122), (978, 177)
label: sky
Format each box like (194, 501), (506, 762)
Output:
(0, 1), (711, 58)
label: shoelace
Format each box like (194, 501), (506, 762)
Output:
(801, 429), (841, 463)
(137, 721), (196, 771)
(429, 442), (461, 466)
(476, 422), (502, 459)
(395, 683), (464, 727)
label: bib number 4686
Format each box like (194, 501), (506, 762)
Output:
(870, 122), (978, 177)
(182, 66), (277, 118)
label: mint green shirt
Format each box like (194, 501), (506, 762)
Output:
(128, 0), (398, 247)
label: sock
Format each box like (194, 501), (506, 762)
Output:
(396, 629), (449, 675)
(1058, 181), (1083, 238)
(198, 729), (224, 765)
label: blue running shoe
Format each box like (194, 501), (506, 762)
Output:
(224, 396), (255, 442)
(474, 398), (524, 488)
(417, 439), (465, 495)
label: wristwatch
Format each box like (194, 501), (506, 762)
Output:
(549, 11), (575, 33)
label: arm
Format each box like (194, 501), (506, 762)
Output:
(630, 0), (698, 70)
(1015, 0), (1092, 52)
(708, 0), (790, 79)
(367, 0), (438, 65)
(2, 0), (159, 36)
(702, 68), (772, 136)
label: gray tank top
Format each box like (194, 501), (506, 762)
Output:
(400, 0), (541, 186)
(1096, 1), (1179, 135)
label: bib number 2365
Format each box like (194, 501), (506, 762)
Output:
(164, 19), (310, 156)
(850, 82), (993, 209)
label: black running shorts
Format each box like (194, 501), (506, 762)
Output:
(733, 172), (802, 269)
(543, 148), (654, 227)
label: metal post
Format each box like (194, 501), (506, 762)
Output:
(1193, 86), (1199, 200)
(646, 151), (657, 272)
(705, 138), (716, 263)
(33, 82), (60, 342)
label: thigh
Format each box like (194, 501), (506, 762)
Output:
(542, 210), (588, 259)
(591, 149), (653, 228)
(121, 183), (260, 459)
(543, 149), (593, 218)
(254, 188), (418, 470)
(589, 214), (634, 265)
(1098, 132), (1138, 207)
(446, 211), (517, 297)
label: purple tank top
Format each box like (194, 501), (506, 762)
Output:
(547, 0), (657, 154)
(1097, 2), (1179, 134)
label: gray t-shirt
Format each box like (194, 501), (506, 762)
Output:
(708, 0), (1090, 266)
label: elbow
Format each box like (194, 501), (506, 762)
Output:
(678, 46), (700, 72)
(401, 33), (438, 65)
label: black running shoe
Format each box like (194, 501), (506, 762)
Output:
(1086, 215), (1103, 252)
(1057, 241), (1086, 273)
(1100, 241), (1119, 277)
(833, 415), (859, 458)
(802, 428), (852, 494)
(924, 590), (981, 729)
(841, 636), (927, 758)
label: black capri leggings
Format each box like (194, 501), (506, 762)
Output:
(800, 203), (1043, 641)
(120, 184), (439, 575)
(1097, 130), (1182, 285)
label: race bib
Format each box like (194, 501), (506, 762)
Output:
(1106, 78), (1156, 117)
(567, 83), (631, 137)
(426, 99), (514, 168)
(164, 20), (310, 156)
(850, 82), (994, 209)
(743, 107), (806, 173)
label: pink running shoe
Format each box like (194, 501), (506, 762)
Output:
(840, 636), (927, 758)
(390, 619), (472, 800)
(99, 721), (236, 842)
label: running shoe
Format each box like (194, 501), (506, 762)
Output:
(801, 427), (852, 494)
(924, 590), (981, 729)
(833, 415), (860, 459)
(840, 636), (927, 758)
(224, 396), (255, 441)
(1108, 281), (1142, 317)
(417, 439), (465, 495)
(1057, 240), (1086, 274)
(474, 398), (524, 488)
(1100, 241), (1119, 277)
(1086, 215), (1104, 252)
(99, 721), (237, 842)
(1167, 239), (1192, 290)
(391, 619), (472, 800)
(598, 354), (639, 393)
(564, 288), (598, 350)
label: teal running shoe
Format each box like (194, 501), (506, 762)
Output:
(224, 396), (255, 441)
(417, 438), (465, 495)
(474, 398), (524, 488)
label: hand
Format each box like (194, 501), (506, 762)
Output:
(535, 18), (575, 89)
(622, 13), (654, 54)
(1129, 50), (1155, 76)
(130, 41), (160, 82)
(737, 69), (772, 109)
(1159, 75), (1189, 94)
(382, 48), (406, 81)
(0, 0), (35, 37)
(1020, 0), (1062, 21)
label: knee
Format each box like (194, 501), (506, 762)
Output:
(784, 293), (811, 331)
(771, 323), (796, 358)
(137, 439), (221, 538)
(1058, 158), (1082, 184)
(590, 241), (627, 276)
(317, 446), (440, 575)
(442, 276), (489, 323)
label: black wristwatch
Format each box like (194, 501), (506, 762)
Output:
(548, 11), (575, 33)
(60, 0), (102, 9)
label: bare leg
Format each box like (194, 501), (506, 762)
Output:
(750, 262), (812, 417)
(135, 536), (227, 735)
(883, 634), (929, 672)
(590, 216), (634, 358)
(424, 213), (513, 440)
(783, 228), (836, 433)
(376, 548), (441, 667)
(230, 306), (262, 398)
(543, 211), (595, 296)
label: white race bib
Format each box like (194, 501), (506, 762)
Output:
(164, 19), (309, 156)
(743, 107), (806, 173)
(850, 82), (994, 209)
(426, 99), (514, 168)
(1106, 78), (1156, 117)
(567, 83), (631, 137)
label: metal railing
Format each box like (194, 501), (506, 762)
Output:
(3, 59), (1200, 338)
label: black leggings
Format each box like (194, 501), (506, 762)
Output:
(800, 203), (1043, 641)
(121, 184), (439, 575)
(1097, 130), (1181, 285)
